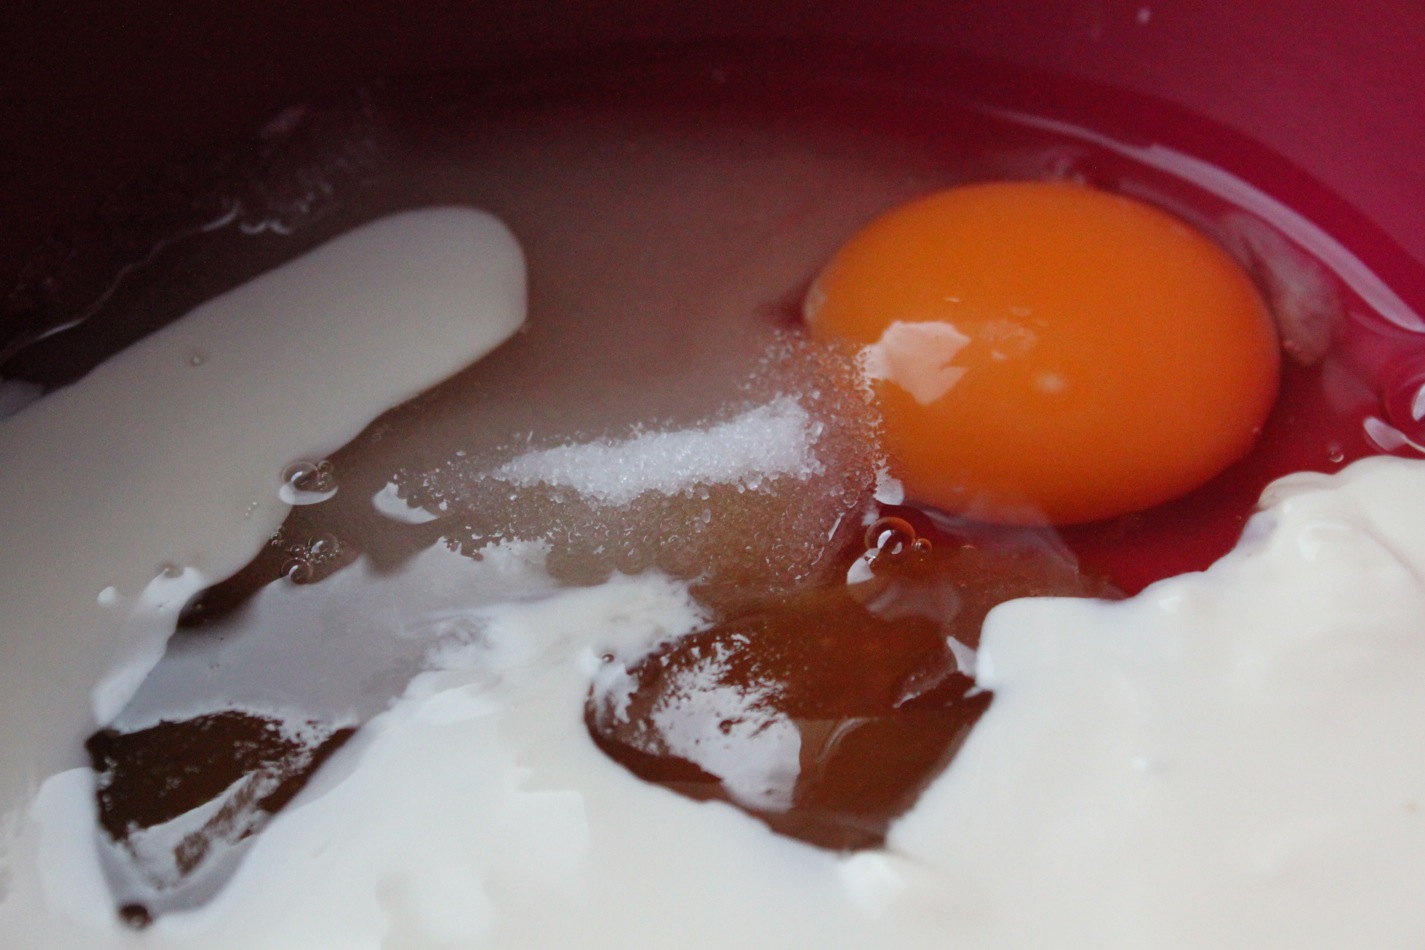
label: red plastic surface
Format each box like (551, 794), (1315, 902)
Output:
(2, 0), (1423, 284)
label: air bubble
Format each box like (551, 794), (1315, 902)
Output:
(1326, 443), (1345, 464)
(307, 533), (340, 560)
(863, 517), (920, 557)
(159, 562), (184, 579)
(281, 558), (314, 584)
(279, 459), (338, 505)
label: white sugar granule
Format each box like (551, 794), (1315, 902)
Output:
(491, 395), (823, 505)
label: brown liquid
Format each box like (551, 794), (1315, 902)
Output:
(588, 511), (1118, 849)
(87, 711), (354, 924)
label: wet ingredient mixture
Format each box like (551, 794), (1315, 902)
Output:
(2, 42), (1425, 949)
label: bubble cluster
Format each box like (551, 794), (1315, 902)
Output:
(278, 460), (338, 506)
(863, 516), (931, 558)
(278, 532), (342, 585)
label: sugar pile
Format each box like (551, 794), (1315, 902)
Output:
(384, 334), (881, 609)
(491, 395), (821, 506)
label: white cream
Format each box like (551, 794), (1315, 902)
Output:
(0, 207), (525, 828)
(7, 209), (1425, 947)
(11, 457), (1425, 948)
(892, 456), (1425, 947)
(372, 482), (441, 524)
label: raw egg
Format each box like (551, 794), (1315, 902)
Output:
(805, 181), (1281, 525)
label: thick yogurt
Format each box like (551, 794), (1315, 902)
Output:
(4, 208), (1425, 948)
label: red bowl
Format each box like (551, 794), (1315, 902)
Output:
(4, 0), (1423, 286)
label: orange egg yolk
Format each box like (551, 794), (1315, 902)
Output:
(805, 181), (1281, 525)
